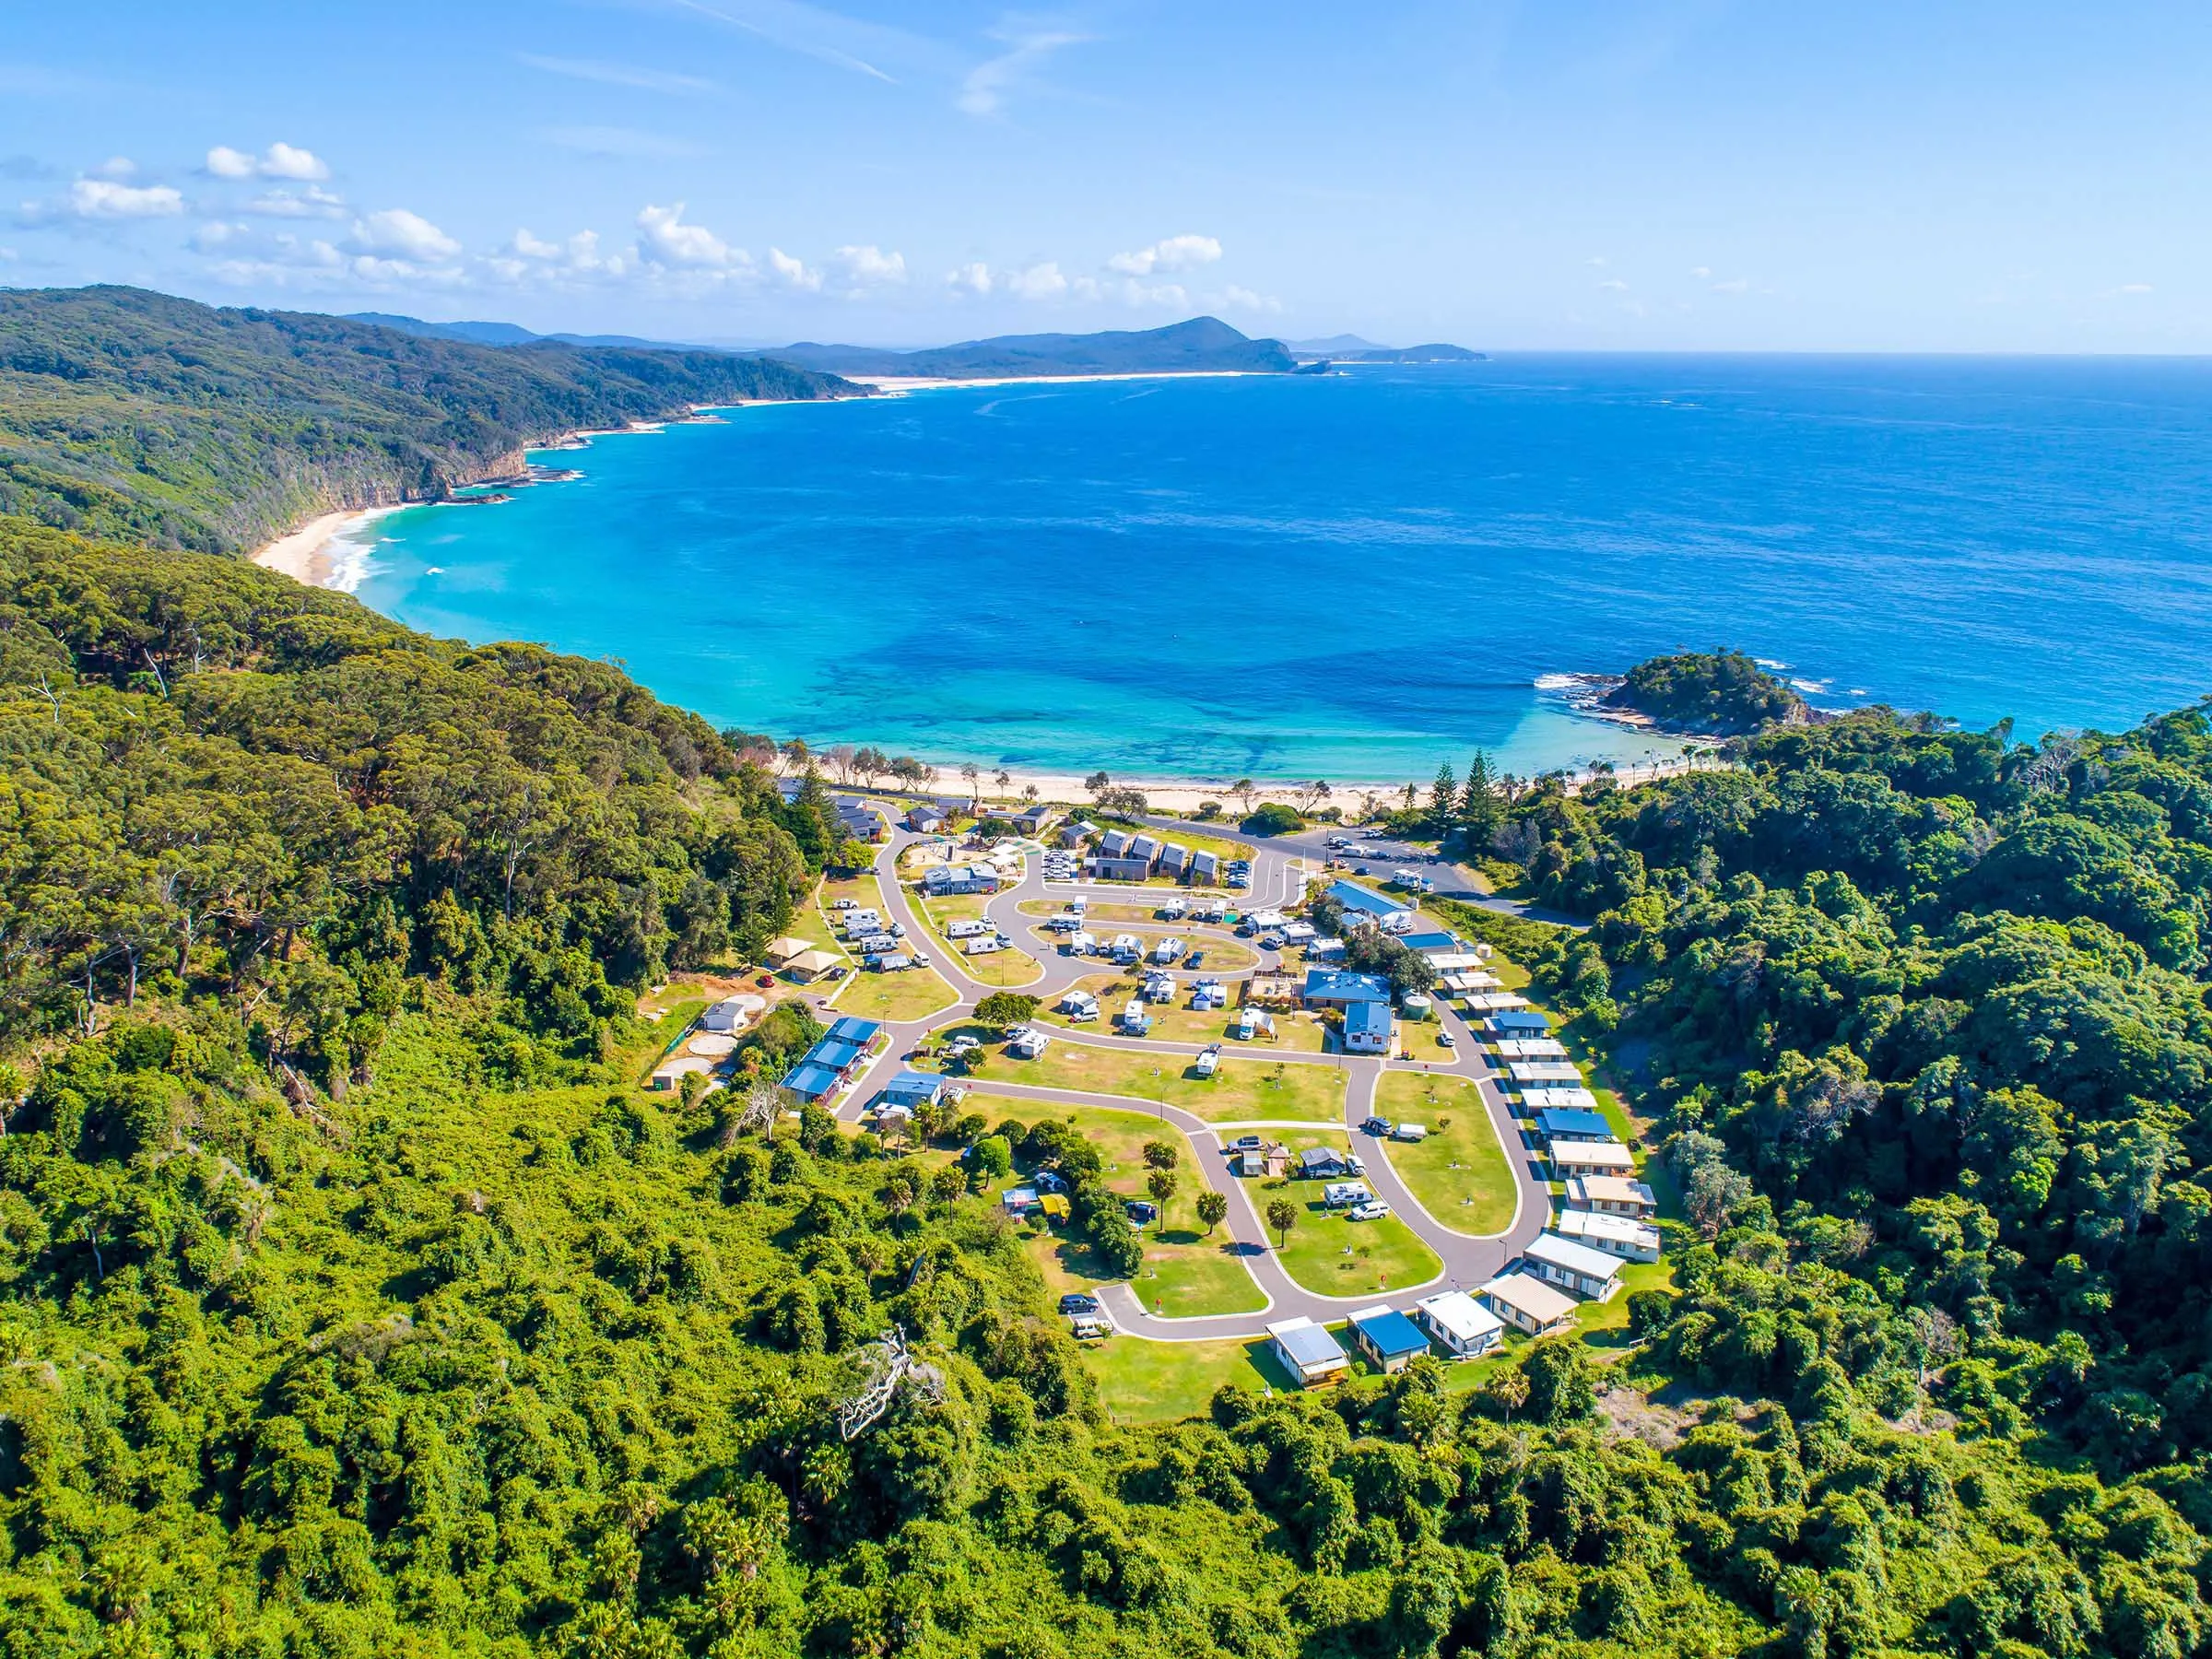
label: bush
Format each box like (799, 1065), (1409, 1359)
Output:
(1242, 803), (1304, 836)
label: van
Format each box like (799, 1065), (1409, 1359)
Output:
(1389, 1123), (1430, 1143)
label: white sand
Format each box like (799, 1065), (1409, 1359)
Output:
(251, 506), (406, 589)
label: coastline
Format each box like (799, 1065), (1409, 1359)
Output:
(851, 370), (1259, 394)
(251, 505), (406, 588)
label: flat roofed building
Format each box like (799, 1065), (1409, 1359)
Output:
(1566, 1174), (1659, 1218)
(1522, 1086), (1602, 1111)
(1524, 1230), (1628, 1300)
(1415, 1289), (1505, 1358)
(1511, 1061), (1584, 1083)
(1347, 1305), (1432, 1373)
(1555, 1206), (1663, 1263)
(1488, 1008), (1550, 1035)
(1536, 1106), (1615, 1143)
(1478, 1271), (1578, 1336)
(1496, 1038), (1568, 1060)
(1548, 1139), (1637, 1174)
(1267, 1317), (1352, 1387)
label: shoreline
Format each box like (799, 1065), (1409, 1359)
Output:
(851, 370), (1259, 394)
(250, 505), (407, 587)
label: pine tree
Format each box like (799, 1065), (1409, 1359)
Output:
(1430, 761), (1456, 819)
(1460, 751), (1504, 843)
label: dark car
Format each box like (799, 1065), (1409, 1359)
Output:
(1360, 1116), (1392, 1135)
(1185, 951), (1205, 969)
(1353, 865), (1371, 876)
(1124, 1200), (1159, 1225)
(1058, 1292), (1101, 1316)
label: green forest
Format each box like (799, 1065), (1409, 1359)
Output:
(0, 273), (2205, 1656)
(0, 287), (857, 556)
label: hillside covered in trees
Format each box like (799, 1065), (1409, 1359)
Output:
(0, 286), (859, 557)
(0, 515), (2206, 1654)
(1601, 650), (1814, 735)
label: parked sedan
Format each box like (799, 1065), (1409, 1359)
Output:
(1437, 1030), (1455, 1047)
(1360, 1116), (1392, 1135)
(1058, 1292), (1101, 1316)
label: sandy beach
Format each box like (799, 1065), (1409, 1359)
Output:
(251, 505), (406, 587)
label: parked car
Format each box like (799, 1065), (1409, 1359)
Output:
(1437, 1030), (1455, 1047)
(756, 974), (777, 988)
(1350, 1201), (1392, 1221)
(1124, 1200), (1158, 1225)
(1360, 1116), (1392, 1135)
(1258, 934), (1284, 949)
(1185, 951), (1205, 969)
(1229, 1134), (1262, 1151)
(1058, 1292), (1100, 1316)
(1070, 1314), (1112, 1340)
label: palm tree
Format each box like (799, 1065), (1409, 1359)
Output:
(1487, 1366), (1530, 1426)
(1147, 1168), (1178, 1230)
(1196, 1191), (1228, 1236)
(1264, 1196), (1299, 1249)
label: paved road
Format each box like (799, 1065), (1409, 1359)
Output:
(819, 812), (1554, 1340)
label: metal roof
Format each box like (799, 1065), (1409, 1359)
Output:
(1349, 1305), (1430, 1358)
(1525, 1230), (1626, 1281)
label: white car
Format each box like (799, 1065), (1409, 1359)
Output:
(1349, 1201), (1392, 1221)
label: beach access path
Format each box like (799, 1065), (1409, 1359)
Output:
(816, 812), (1555, 1341)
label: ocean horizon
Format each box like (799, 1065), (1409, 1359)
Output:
(346, 354), (2212, 784)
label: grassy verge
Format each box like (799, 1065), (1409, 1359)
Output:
(1267, 1190), (1442, 1299)
(1086, 1335), (1305, 1423)
(834, 961), (959, 1023)
(999, 1039), (1347, 1124)
(1372, 1073), (1517, 1234)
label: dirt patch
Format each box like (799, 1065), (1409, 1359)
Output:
(1595, 1380), (1700, 1450)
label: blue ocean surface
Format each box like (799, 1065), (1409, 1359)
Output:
(349, 356), (2212, 785)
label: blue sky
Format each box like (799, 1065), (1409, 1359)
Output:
(4, 1), (2207, 350)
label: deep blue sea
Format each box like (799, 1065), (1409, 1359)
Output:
(348, 356), (2212, 785)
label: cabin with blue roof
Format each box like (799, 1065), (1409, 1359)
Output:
(1347, 1305), (1432, 1373)
(780, 1061), (846, 1106)
(1344, 999), (1395, 1054)
(1537, 1106), (1614, 1144)
(1327, 879), (1408, 920)
(1303, 968), (1394, 1008)
(1488, 1008), (1550, 1036)
(877, 1070), (947, 1112)
(827, 1016), (883, 1047)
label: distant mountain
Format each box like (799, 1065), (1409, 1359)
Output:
(1283, 334), (1389, 354)
(345, 312), (542, 347)
(767, 317), (1298, 379)
(0, 287), (860, 555)
(1333, 343), (1487, 364)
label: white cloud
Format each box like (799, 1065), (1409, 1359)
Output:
(959, 26), (1088, 115)
(831, 243), (906, 288)
(244, 185), (347, 219)
(1689, 265), (1712, 278)
(2112, 282), (2153, 296)
(510, 229), (563, 260)
(945, 261), (993, 296)
(206, 142), (330, 181)
(767, 246), (821, 290)
(90, 156), (136, 180)
(517, 53), (717, 93)
(1711, 276), (1750, 294)
(636, 201), (743, 268)
(1004, 261), (1068, 300)
(1595, 277), (1629, 291)
(1219, 284), (1281, 314)
(348, 207), (461, 262)
(485, 227), (631, 286)
(1107, 233), (1221, 276)
(67, 177), (183, 218)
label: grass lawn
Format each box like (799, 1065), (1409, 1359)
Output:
(1269, 1196), (1441, 1299)
(965, 1037), (1347, 1124)
(832, 961), (959, 1023)
(1373, 1072), (1518, 1234)
(1086, 1334), (1306, 1424)
(912, 890), (1042, 988)
(1572, 1255), (1677, 1346)
(1032, 971), (1326, 1052)
(1021, 899), (1195, 924)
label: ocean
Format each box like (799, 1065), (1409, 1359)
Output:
(347, 355), (2212, 785)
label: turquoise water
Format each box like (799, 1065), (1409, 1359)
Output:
(350, 357), (2212, 784)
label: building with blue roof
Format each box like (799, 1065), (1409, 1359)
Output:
(877, 1070), (947, 1112)
(1303, 968), (1394, 1008)
(1488, 1008), (1550, 1036)
(1400, 930), (1459, 954)
(1344, 999), (1395, 1054)
(1328, 878), (1406, 918)
(1347, 1305), (1432, 1373)
(1537, 1107), (1614, 1144)
(781, 1061), (846, 1105)
(827, 1016), (883, 1047)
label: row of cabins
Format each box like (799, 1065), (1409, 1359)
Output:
(1268, 1290), (1519, 1386)
(1302, 968), (1398, 1055)
(906, 800), (1063, 837)
(777, 1017), (888, 1107)
(1088, 829), (1226, 886)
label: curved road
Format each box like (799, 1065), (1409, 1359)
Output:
(821, 808), (1554, 1340)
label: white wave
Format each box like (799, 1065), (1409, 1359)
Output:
(324, 526), (382, 594)
(1755, 657), (1790, 670)
(1790, 677), (1832, 693)
(1533, 673), (1584, 690)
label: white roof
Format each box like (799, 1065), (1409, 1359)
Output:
(1425, 953), (1488, 971)
(1521, 1086), (1601, 1110)
(1495, 1039), (1567, 1059)
(1525, 1230), (1626, 1281)
(1415, 1289), (1504, 1344)
(1548, 1139), (1636, 1171)
(1510, 1061), (1583, 1083)
(1479, 1272), (1577, 1324)
(1570, 1174), (1655, 1206)
(1556, 1208), (1659, 1249)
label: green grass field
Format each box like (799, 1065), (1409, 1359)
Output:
(1372, 1072), (1519, 1235)
(912, 890), (1043, 988)
(956, 1036), (1347, 1124)
(1269, 1195), (1441, 1299)
(1086, 1334), (1307, 1423)
(832, 959), (959, 1022)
